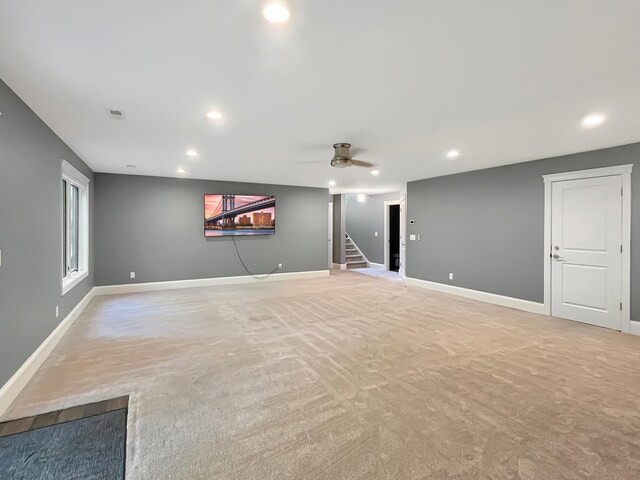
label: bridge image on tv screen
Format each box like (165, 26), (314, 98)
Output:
(204, 194), (276, 236)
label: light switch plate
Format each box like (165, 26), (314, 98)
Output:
(409, 234), (416, 241)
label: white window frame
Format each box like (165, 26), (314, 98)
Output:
(61, 160), (90, 295)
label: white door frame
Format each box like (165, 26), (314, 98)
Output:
(328, 202), (333, 268)
(399, 188), (407, 279)
(542, 164), (633, 332)
(384, 199), (401, 271)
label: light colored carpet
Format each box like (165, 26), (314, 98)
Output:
(350, 267), (404, 283)
(4, 270), (640, 479)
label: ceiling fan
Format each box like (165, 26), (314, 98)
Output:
(330, 143), (373, 168)
(296, 142), (374, 169)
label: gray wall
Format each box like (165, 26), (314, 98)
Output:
(407, 142), (640, 319)
(346, 192), (400, 264)
(0, 79), (94, 386)
(332, 194), (346, 265)
(94, 174), (328, 285)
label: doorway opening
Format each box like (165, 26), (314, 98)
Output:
(388, 204), (400, 272)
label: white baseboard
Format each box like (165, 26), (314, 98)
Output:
(406, 277), (546, 315)
(93, 270), (330, 296)
(0, 288), (96, 418)
(332, 263), (347, 270)
(630, 321), (640, 336)
(369, 263), (385, 270)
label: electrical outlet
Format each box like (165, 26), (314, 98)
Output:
(130, 271), (136, 279)
(56, 306), (59, 318)
(374, 232), (378, 237)
(449, 273), (454, 280)
(278, 263), (283, 270)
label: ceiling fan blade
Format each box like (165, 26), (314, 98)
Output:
(298, 141), (333, 152)
(351, 160), (374, 168)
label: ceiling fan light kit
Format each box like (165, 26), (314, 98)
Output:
(330, 142), (374, 170)
(331, 143), (354, 168)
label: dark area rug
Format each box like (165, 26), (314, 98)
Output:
(0, 408), (126, 480)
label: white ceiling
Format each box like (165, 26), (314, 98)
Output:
(1, 0), (639, 193)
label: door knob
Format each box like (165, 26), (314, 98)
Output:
(552, 253), (565, 261)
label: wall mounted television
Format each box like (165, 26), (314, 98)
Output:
(204, 194), (276, 237)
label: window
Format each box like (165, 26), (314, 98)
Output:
(62, 160), (89, 295)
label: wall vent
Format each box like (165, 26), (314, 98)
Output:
(108, 109), (125, 120)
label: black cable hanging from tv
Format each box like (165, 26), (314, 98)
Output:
(232, 237), (279, 280)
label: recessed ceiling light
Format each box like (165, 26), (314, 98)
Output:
(447, 149), (460, 159)
(177, 168), (187, 175)
(206, 110), (223, 121)
(263, 3), (290, 23)
(581, 113), (606, 128)
(371, 170), (380, 176)
(328, 180), (336, 187)
(186, 150), (198, 157)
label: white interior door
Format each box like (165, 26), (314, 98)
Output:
(551, 175), (622, 330)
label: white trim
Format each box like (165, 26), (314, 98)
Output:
(62, 270), (89, 295)
(630, 321), (640, 337)
(369, 262), (385, 270)
(332, 263), (347, 270)
(383, 199), (401, 271)
(93, 270), (330, 296)
(406, 277), (546, 315)
(61, 160), (89, 186)
(543, 164), (633, 183)
(61, 160), (90, 296)
(328, 202), (333, 269)
(542, 164), (632, 332)
(399, 186), (407, 280)
(621, 172), (632, 333)
(543, 180), (552, 316)
(0, 288), (96, 418)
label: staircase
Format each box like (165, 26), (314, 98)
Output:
(345, 234), (368, 269)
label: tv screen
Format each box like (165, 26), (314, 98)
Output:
(204, 194), (276, 237)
